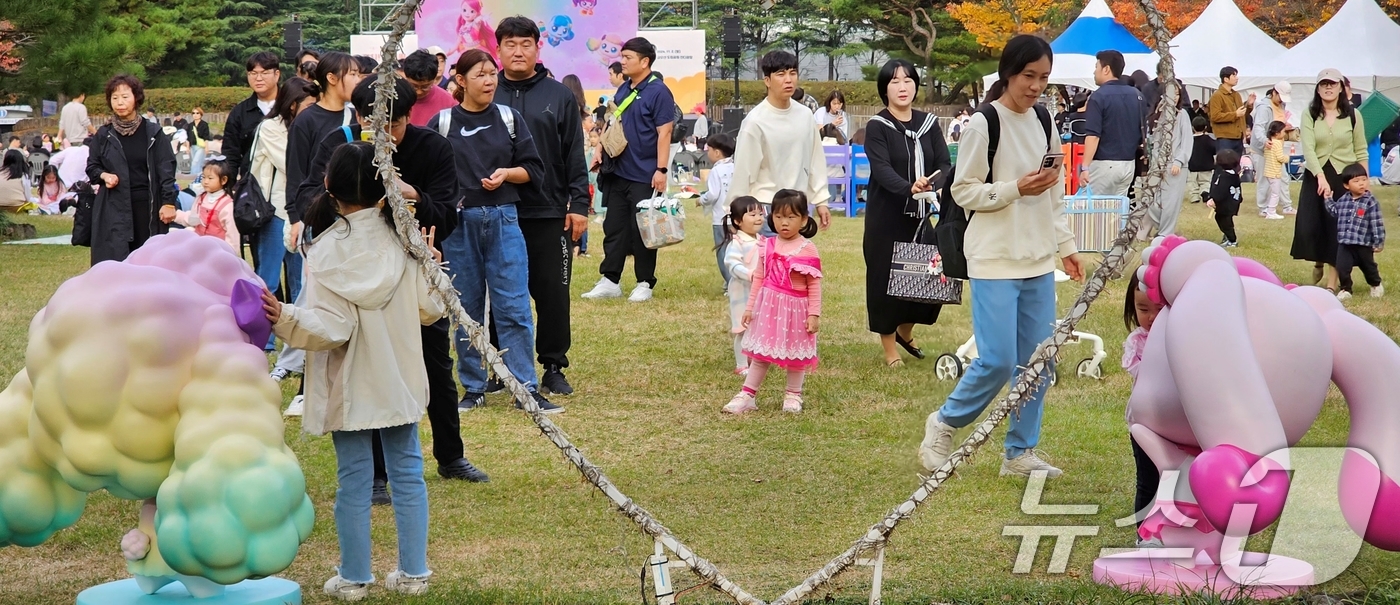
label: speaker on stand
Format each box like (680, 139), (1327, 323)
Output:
(283, 19), (303, 65)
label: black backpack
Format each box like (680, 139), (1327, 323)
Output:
(232, 131), (276, 236)
(935, 104), (1054, 280)
(669, 103), (688, 144)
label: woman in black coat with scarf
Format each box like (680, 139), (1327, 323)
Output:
(864, 59), (953, 368)
(85, 74), (178, 266)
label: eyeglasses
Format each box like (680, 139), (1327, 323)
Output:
(248, 69), (277, 80)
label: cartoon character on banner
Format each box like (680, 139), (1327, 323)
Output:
(588, 34), (624, 67)
(1092, 235), (1400, 598)
(0, 230), (313, 601)
(573, 0), (597, 16)
(541, 15), (575, 48)
(455, 0), (499, 63)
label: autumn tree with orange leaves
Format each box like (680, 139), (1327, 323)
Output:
(948, 0), (1079, 50)
(1110, 0), (1400, 46)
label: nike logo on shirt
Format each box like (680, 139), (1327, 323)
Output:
(460, 125), (491, 137)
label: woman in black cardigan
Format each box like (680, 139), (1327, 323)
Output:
(86, 74), (178, 265)
(863, 59), (953, 367)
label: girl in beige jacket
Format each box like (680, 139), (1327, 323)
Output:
(261, 142), (444, 600)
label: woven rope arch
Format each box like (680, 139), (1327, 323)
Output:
(362, 1), (1176, 601)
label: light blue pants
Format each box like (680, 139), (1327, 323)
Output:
(935, 273), (1056, 459)
(330, 423), (430, 582)
(441, 204), (539, 393)
(189, 146), (206, 179)
(256, 216), (303, 350)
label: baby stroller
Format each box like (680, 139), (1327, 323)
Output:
(932, 270), (1109, 385)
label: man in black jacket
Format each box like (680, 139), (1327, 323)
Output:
(483, 16), (590, 398)
(222, 52), (281, 177)
(302, 76), (487, 491)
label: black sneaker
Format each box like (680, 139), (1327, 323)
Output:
(484, 377), (505, 393)
(459, 392), (485, 412)
(437, 457), (490, 482)
(371, 479), (392, 506)
(517, 391), (565, 415)
(540, 365), (574, 396)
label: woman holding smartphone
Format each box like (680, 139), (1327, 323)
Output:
(814, 90), (849, 142)
(862, 59), (953, 368)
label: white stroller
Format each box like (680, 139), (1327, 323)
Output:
(931, 271), (1109, 386)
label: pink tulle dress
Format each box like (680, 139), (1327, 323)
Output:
(741, 237), (822, 370)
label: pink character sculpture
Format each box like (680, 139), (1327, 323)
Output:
(1093, 235), (1400, 597)
(454, 0), (499, 64)
(0, 230), (313, 603)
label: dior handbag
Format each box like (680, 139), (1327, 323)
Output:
(887, 215), (963, 305)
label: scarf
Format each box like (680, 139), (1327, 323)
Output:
(110, 115), (143, 137)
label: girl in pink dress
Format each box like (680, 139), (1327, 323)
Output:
(724, 190), (822, 414)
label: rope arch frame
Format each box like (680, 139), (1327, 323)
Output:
(363, 1), (1178, 601)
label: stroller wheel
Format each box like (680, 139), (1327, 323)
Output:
(1077, 358), (1103, 380)
(934, 354), (963, 381)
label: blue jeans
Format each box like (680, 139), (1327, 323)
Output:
(256, 216), (303, 349)
(189, 146), (206, 178)
(935, 273), (1056, 459)
(330, 423), (430, 582)
(441, 204), (539, 393)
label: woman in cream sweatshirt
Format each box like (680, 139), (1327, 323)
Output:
(918, 35), (1083, 479)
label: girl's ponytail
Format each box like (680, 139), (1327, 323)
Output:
(799, 216), (818, 239)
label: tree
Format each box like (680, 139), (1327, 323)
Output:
(947, 0), (1066, 51)
(1108, 0), (1263, 40)
(831, 0), (941, 98)
(0, 0), (142, 99)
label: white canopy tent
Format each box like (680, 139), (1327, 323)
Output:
(981, 0), (1158, 90)
(1260, 0), (1400, 101)
(1167, 0), (1286, 91)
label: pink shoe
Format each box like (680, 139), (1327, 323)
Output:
(782, 392), (803, 413)
(723, 392), (757, 414)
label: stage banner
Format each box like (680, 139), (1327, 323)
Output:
(648, 29), (706, 115)
(418, 0), (639, 93)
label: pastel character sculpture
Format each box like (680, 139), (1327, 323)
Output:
(587, 34), (624, 67)
(573, 0), (597, 16)
(0, 230), (314, 597)
(1095, 235), (1400, 595)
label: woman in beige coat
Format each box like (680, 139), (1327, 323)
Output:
(262, 142), (443, 600)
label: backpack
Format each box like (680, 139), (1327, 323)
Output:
(232, 127), (276, 236)
(436, 105), (515, 140)
(198, 193), (233, 241)
(669, 103), (688, 144)
(934, 104), (1054, 280)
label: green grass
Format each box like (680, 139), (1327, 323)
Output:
(2, 184), (1400, 604)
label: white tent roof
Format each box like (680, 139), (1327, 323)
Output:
(1262, 0), (1400, 99)
(982, 0), (1158, 90)
(1168, 0), (1286, 90)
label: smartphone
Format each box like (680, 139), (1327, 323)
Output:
(925, 169), (942, 183)
(1041, 153), (1065, 171)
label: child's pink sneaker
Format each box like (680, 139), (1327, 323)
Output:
(782, 392), (803, 413)
(722, 392), (757, 414)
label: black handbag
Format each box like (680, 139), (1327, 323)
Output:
(231, 130), (275, 235)
(888, 213), (962, 305)
(70, 185), (94, 247)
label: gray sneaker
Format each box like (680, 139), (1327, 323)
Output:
(323, 575), (369, 601)
(1000, 451), (1063, 478)
(385, 570), (431, 595)
(918, 416), (957, 472)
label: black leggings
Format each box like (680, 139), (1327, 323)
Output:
(1130, 436), (1160, 527)
(1214, 209), (1237, 243)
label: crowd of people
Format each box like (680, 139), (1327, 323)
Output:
(9, 18), (1397, 598)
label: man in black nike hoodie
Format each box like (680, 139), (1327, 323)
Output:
(490, 16), (591, 397)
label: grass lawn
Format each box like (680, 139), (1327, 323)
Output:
(2, 183), (1400, 605)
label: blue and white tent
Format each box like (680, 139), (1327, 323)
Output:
(982, 0), (1159, 90)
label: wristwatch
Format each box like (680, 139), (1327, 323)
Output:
(655, 167), (668, 174)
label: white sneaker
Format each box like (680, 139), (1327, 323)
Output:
(323, 575), (370, 601)
(385, 570), (431, 595)
(628, 283), (653, 302)
(918, 416), (957, 472)
(1000, 451), (1064, 478)
(1264, 213), (1285, 220)
(1337, 290), (1353, 301)
(284, 395), (304, 417)
(581, 278), (622, 299)
(1372, 284), (1385, 298)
